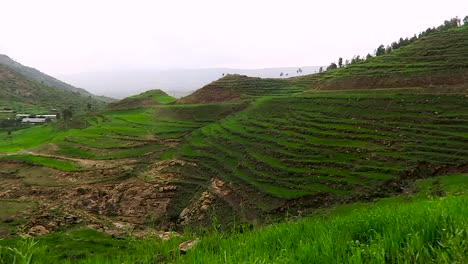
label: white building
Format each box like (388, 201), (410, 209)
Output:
(37, 115), (57, 119)
(21, 117), (47, 123)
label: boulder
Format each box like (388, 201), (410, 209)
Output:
(28, 225), (49, 236)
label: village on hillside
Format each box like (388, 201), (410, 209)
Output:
(0, 108), (59, 134)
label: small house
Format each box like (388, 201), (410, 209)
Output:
(21, 117), (47, 124)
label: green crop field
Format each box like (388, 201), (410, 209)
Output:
(1, 19), (467, 264)
(178, 93), (468, 206)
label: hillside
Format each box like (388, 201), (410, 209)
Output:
(0, 56), (113, 115)
(177, 75), (306, 104)
(1, 174), (467, 263)
(0, 19), (467, 263)
(303, 25), (468, 91)
(0, 54), (114, 102)
(180, 25), (468, 105)
(107, 89), (176, 110)
(58, 66), (321, 99)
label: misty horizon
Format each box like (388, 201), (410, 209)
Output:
(1, 0), (467, 76)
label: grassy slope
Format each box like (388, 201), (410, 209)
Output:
(107, 89), (176, 110)
(0, 174), (466, 263)
(179, 25), (468, 106)
(1, 24), (467, 225)
(298, 25), (468, 90)
(0, 99), (245, 174)
(177, 93), (467, 209)
(0, 54), (114, 103)
(177, 74), (306, 104)
(0, 65), (107, 113)
(0, 21), (468, 263)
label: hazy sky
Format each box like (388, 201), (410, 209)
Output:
(1, 0), (467, 75)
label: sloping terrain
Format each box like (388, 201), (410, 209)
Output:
(0, 22), (467, 240)
(179, 25), (468, 106)
(302, 25), (468, 91)
(0, 65), (106, 113)
(0, 54), (114, 102)
(177, 75), (306, 104)
(107, 89), (176, 110)
(0, 54), (115, 116)
(175, 92), (467, 221)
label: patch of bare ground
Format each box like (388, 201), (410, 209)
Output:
(19, 149), (139, 170)
(0, 158), (198, 235)
(178, 178), (258, 226)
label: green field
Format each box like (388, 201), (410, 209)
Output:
(1, 154), (79, 171)
(178, 93), (468, 206)
(0, 19), (467, 264)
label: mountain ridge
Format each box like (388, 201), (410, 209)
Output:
(0, 54), (115, 102)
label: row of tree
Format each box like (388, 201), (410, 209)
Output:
(323, 16), (468, 72)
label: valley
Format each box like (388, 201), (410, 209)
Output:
(0, 18), (467, 264)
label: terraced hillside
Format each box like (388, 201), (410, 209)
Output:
(179, 24), (468, 106)
(303, 25), (468, 91)
(177, 75), (305, 104)
(0, 97), (248, 234)
(176, 92), (468, 220)
(1, 20), (468, 238)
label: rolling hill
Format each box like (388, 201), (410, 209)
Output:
(0, 18), (467, 263)
(179, 24), (468, 105)
(107, 89), (176, 110)
(302, 24), (468, 91)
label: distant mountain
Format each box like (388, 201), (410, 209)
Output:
(0, 54), (114, 103)
(0, 54), (114, 113)
(59, 66), (321, 99)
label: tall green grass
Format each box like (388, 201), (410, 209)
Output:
(1, 190), (466, 263)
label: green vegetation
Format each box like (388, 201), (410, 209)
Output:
(1, 19), (467, 264)
(303, 24), (468, 90)
(0, 174), (466, 263)
(180, 24), (468, 106)
(1, 154), (79, 171)
(0, 64), (108, 115)
(107, 89), (176, 110)
(0, 126), (62, 152)
(179, 93), (468, 203)
(177, 74), (308, 104)
(0, 101), (244, 160)
(128, 89), (176, 104)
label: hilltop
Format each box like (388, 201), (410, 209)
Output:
(177, 74), (305, 104)
(58, 66), (321, 99)
(107, 89), (176, 110)
(180, 24), (468, 105)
